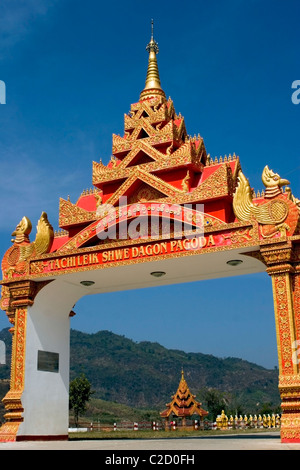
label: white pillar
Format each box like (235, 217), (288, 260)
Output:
(17, 280), (83, 439)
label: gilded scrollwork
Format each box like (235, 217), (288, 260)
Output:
(59, 198), (96, 228)
(222, 227), (254, 244)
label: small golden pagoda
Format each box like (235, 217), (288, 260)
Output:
(160, 370), (208, 429)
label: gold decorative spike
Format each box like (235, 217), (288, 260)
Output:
(95, 191), (103, 208)
(33, 212), (54, 256)
(140, 20), (166, 100)
(181, 171), (190, 192)
(166, 143), (173, 156)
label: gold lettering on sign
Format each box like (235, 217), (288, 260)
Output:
(101, 238), (216, 263)
(170, 237), (211, 252)
(207, 234), (216, 246)
(41, 237), (217, 270)
(46, 254), (99, 270)
(131, 247), (139, 258)
(68, 256), (76, 267)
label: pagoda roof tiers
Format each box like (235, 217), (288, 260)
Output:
(160, 370), (209, 419)
(54, 20), (242, 251)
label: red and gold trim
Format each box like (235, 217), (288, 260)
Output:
(263, 242), (300, 442)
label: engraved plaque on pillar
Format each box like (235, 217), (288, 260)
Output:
(37, 350), (59, 372)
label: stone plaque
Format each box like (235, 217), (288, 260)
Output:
(37, 350), (59, 373)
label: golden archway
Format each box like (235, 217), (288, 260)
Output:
(0, 28), (300, 443)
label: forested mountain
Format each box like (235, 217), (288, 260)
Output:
(69, 329), (279, 411)
(0, 328), (280, 418)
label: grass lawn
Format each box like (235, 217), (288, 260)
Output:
(68, 427), (279, 440)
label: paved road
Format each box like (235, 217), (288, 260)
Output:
(1, 432), (300, 450)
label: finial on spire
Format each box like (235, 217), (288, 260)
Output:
(140, 20), (166, 101)
(146, 19), (158, 53)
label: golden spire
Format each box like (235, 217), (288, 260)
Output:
(140, 20), (166, 101)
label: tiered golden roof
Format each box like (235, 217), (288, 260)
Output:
(57, 24), (244, 242)
(160, 370), (208, 419)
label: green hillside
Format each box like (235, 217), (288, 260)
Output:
(0, 327), (280, 424)
(69, 329), (280, 412)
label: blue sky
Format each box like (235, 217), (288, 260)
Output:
(0, 0), (299, 368)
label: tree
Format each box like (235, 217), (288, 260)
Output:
(69, 374), (93, 427)
(201, 388), (230, 421)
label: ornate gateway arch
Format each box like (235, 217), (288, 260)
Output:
(1, 31), (300, 443)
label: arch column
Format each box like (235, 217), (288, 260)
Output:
(0, 281), (40, 441)
(0, 278), (82, 442)
(261, 241), (300, 443)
